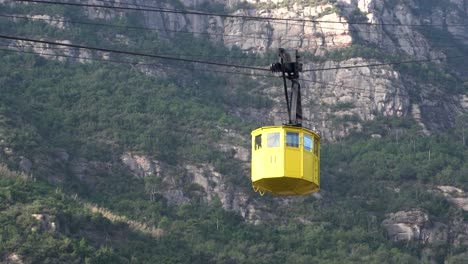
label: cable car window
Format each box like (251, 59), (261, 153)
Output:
(255, 134), (262, 150)
(304, 135), (313, 151)
(267, 132), (280, 148)
(286, 132), (299, 147)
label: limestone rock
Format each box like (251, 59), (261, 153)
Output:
(3, 147), (13, 156)
(120, 152), (190, 204)
(450, 218), (468, 246)
(3, 253), (23, 264)
(84, 0), (125, 20)
(119, 151), (264, 222)
(183, 161), (270, 223)
(382, 210), (429, 242)
(218, 144), (250, 162)
(185, 163), (221, 201)
(8, 40), (93, 64)
(223, 4), (352, 53)
(162, 189), (190, 205)
(300, 58), (409, 139)
(27, 14), (66, 29)
(436, 186), (468, 211)
(121, 152), (161, 178)
(411, 104), (430, 135)
(460, 95), (468, 110)
(382, 210), (448, 244)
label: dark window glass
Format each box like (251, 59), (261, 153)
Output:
(255, 134), (262, 150)
(286, 132), (299, 147)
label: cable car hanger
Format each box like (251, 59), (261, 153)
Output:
(270, 48), (303, 127)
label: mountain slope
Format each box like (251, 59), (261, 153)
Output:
(0, 0), (468, 263)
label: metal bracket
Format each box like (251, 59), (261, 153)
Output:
(270, 48), (303, 126)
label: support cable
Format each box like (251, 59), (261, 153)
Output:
(0, 34), (271, 71)
(16, 0), (468, 27)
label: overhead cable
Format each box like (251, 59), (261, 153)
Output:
(2, 34), (467, 73)
(0, 34), (272, 71)
(15, 0), (468, 27)
(0, 46), (414, 98)
(3, 14), (467, 50)
(0, 46), (276, 78)
(303, 54), (468, 72)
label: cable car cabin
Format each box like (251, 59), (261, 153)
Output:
(251, 125), (320, 196)
(251, 48), (320, 196)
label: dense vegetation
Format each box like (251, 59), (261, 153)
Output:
(2, 119), (467, 263)
(0, 1), (467, 263)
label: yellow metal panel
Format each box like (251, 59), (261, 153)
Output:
(251, 151), (264, 182)
(303, 150), (314, 182)
(251, 129), (264, 182)
(315, 136), (320, 186)
(284, 128), (302, 178)
(302, 131), (314, 182)
(263, 129), (284, 178)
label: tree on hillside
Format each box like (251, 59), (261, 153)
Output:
(454, 114), (468, 146)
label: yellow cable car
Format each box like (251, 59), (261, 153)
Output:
(251, 48), (321, 195)
(251, 125), (320, 195)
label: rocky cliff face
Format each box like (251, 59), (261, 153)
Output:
(80, 0), (468, 136)
(221, 0), (467, 137)
(302, 58), (410, 139)
(120, 151), (278, 224)
(223, 4), (352, 53)
(382, 210), (444, 243)
(6, 0), (466, 136)
(380, 187), (468, 255)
